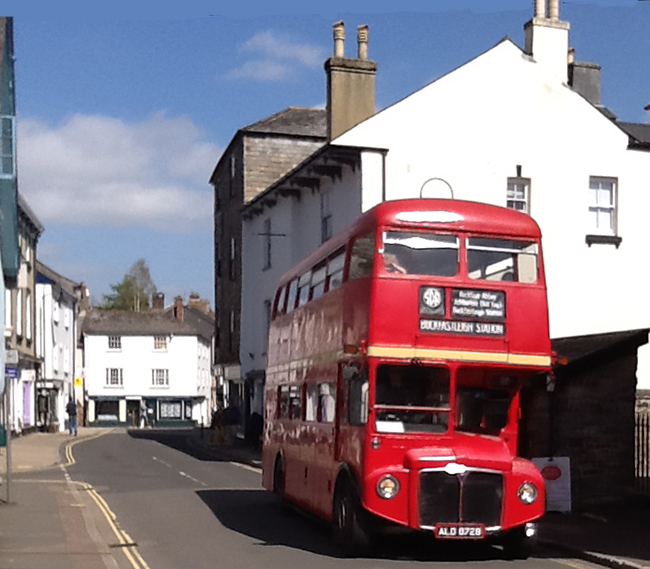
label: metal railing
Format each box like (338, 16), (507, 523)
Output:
(636, 412), (650, 494)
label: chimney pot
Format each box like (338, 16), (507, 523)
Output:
(357, 24), (369, 60)
(535, 0), (546, 18)
(549, 0), (560, 20)
(333, 21), (345, 57)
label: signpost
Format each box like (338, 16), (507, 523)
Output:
(2, 351), (17, 503)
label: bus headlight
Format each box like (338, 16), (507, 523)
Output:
(376, 475), (400, 499)
(517, 482), (538, 505)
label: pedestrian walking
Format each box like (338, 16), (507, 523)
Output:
(139, 399), (148, 428)
(66, 397), (78, 436)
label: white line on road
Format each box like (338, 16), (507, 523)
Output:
(229, 461), (262, 474)
(179, 471), (208, 486)
(152, 456), (171, 468)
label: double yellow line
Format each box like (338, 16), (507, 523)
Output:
(64, 434), (151, 569)
(82, 481), (151, 569)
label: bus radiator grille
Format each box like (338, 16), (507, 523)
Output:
(418, 470), (502, 528)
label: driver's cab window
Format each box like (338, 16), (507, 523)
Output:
(374, 365), (450, 433)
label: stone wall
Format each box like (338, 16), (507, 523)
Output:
(520, 330), (647, 510)
(244, 135), (323, 202)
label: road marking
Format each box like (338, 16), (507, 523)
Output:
(63, 428), (117, 467)
(152, 456), (172, 468)
(229, 461), (262, 474)
(179, 471), (207, 486)
(62, 430), (151, 569)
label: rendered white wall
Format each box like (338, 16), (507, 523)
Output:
(84, 334), (209, 400)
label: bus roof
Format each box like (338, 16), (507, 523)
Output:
(278, 198), (542, 285)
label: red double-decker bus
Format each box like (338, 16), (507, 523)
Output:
(262, 198), (551, 557)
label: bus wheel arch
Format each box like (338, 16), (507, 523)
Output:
(272, 453), (288, 510)
(332, 467), (372, 556)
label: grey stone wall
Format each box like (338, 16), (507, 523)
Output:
(520, 337), (641, 510)
(213, 138), (244, 365)
(244, 135), (323, 202)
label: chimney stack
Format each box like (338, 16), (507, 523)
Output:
(188, 292), (211, 315)
(325, 21), (377, 141)
(152, 292), (165, 310)
(524, 0), (570, 83)
(173, 296), (184, 322)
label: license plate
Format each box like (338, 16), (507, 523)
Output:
(434, 523), (485, 540)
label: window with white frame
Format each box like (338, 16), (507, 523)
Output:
(64, 347), (70, 375)
(16, 288), (22, 337)
(5, 290), (11, 329)
(108, 336), (121, 350)
(152, 369), (169, 387)
(154, 336), (167, 350)
(1, 116), (16, 178)
(52, 302), (60, 323)
(63, 306), (70, 329)
(106, 368), (123, 387)
(507, 178), (530, 213)
(263, 218), (272, 270)
(25, 290), (31, 341)
(53, 345), (59, 372)
(588, 177), (617, 235)
(321, 190), (333, 243)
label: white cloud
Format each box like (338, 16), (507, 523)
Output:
(242, 31), (323, 68)
(226, 60), (292, 82)
(227, 30), (325, 82)
(17, 112), (221, 231)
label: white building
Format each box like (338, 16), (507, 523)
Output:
(83, 309), (212, 427)
(35, 261), (82, 432)
(240, 2), (650, 397)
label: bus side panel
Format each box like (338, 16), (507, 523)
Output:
(341, 277), (371, 353)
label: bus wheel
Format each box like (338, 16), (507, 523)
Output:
(332, 480), (371, 556)
(273, 457), (289, 513)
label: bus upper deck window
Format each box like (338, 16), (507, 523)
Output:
(327, 250), (345, 291)
(382, 232), (459, 277)
(297, 271), (311, 307)
(349, 234), (374, 280)
(467, 238), (538, 283)
(286, 279), (299, 313)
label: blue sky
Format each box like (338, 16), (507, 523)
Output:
(6, 1), (649, 307)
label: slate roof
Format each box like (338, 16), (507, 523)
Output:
(552, 328), (649, 371)
(82, 309), (209, 340)
(36, 260), (81, 300)
(617, 122), (650, 148)
(242, 107), (326, 138)
(166, 305), (214, 341)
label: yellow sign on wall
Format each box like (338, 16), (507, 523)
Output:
(74, 377), (83, 387)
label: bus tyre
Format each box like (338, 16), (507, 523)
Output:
(501, 526), (536, 560)
(332, 480), (372, 557)
(273, 457), (289, 513)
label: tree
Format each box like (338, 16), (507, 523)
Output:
(102, 259), (157, 311)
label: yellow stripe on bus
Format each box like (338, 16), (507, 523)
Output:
(267, 346), (551, 375)
(367, 346), (551, 367)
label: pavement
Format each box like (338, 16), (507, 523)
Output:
(0, 427), (148, 569)
(1, 427), (649, 569)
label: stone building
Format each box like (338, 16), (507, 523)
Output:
(210, 108), (327, 418)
